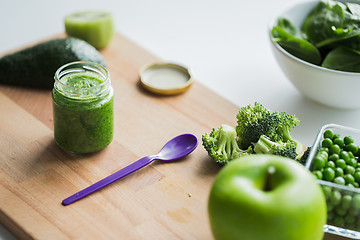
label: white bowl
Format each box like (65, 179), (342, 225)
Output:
(269, 0), (360, 109)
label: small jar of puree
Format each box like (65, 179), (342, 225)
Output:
(52, 61), (114, 154)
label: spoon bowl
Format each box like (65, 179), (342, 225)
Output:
(157, 134), (198, 160)
(62, 133), (198, 205)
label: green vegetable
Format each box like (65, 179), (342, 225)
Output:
(0, 37), (105, 89)
(322, 46), (360, 72)
(275, 110), (303, 155)
(254, 135), (297, 159)
(324, 129), (335, 139)
(323, 167), (335, 181)
(202, 124), (252, 164)
(272, 0), (360, 72)
(311, 128), (360, 186)
(311, 128), (360, 231)
(236, 102), (303, 155)
(202, 102), (305, 164)
(303, 0), (360, 47)
(235, 102), (282, 149)
(272, 23), (321, 65)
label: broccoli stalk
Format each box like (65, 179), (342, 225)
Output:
(253, 135), (298, 159)
(202, 124), (252, 164)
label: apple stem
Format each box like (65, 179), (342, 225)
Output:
(264, 166), (276, 191)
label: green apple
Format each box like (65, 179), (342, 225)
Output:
(208, 155), (326, 240)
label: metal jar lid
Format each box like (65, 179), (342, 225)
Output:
(139, 62), (193, 95)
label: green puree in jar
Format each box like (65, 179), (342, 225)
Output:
(52, 71), (114, 154)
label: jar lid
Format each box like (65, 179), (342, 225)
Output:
(139, 62), (193, 95)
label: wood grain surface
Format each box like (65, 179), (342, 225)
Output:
(0, 33), (350, 240)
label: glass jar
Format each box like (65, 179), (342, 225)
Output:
(52, 61), (114, 154)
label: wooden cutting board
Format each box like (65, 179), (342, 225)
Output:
(0, 33), (348, 240)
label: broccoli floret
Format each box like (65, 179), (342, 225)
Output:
(202, 124), (252, 164)
(236, 102), (303, 155)
(275, 112), (303, 155)
(236, 102), (282, 149)
(254, 135), (298, 159)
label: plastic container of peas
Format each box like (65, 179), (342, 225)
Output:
(306, 124), (360, 239)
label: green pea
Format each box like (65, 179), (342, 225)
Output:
(355, 148), (360, 157)
(345, 174), (355, 184)
(350, 158), (358, 168)
(324, 129), (334, 139)
(333, 133), (341, 139)
(352, 194), (360, 209)
(319, 147), (329, 153)
(333, 216), (346, 227)
(329, 153), (339, 162)
(334, 138), (345, 148)
(327, 211), (335, 220)
(330, 190), (342, 205)
(330, 144), (341, 155)
(345, 215), (356, 224)
(319, 150), (329, 158)
(345, 143), (359, 155)
(323, 168), (335, 181)
(348, 207), (360, 217)
(345, 165), (356, 175)
(327, 202), (335, 211)
(341, 194), (353, 209)
(344, 136), (354, 145)
(335, 167), (344, 177)
(340, 151), (350, 163)
(353, 182), (360, 188)
(335, 159), (346, 169)
(354, 171), (360, 183)
(313, 155), (326, 170)
(334, 176), (346, 185)
(322, 186), (332, 200)
(326, 160), (336, 169)
(313, 171), (322, 180)
(336, 206), (347, 216)
(322, 138), (333, 148)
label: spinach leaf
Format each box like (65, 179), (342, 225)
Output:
(272, 19), (321, 65)
(303, 0), (360, 49)
(322, 46), (360, 72)
(340, 34), (360, 50)
(316, 28), (360, 48)
(304, 0), (349, 46)
(275, 18), (301, 38)
(272, 1), (360, 72)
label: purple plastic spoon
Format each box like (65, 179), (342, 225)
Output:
(62, 133), (198, 206)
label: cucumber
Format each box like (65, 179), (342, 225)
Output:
(65, 10), (114, 49)
(0, 37), (105, 89)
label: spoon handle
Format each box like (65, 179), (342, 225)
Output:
(62, 155), (155, 206)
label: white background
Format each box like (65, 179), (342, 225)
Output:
(2, 0), (360, 239)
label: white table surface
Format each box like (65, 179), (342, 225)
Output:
(2, 0), (360, 239)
